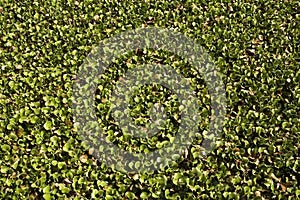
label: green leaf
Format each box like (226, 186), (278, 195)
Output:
(43, 193), (52, 200)
(58, 162), (65, 169)
(134, 161), (140, 169)
(1, 144), (10, 151)
(43, 121), (53, 130)
(43, 186), (51, 193)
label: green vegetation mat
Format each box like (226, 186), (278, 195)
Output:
(0, 0), (299, 199)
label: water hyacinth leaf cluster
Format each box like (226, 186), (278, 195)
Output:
(0, 0), (299, 199)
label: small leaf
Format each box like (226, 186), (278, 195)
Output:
(43, 121), (53, 130)
(1, 144), (10, 151)
(43, 193), (52, 200)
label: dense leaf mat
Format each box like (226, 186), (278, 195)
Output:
(0, 0), (299, 199)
